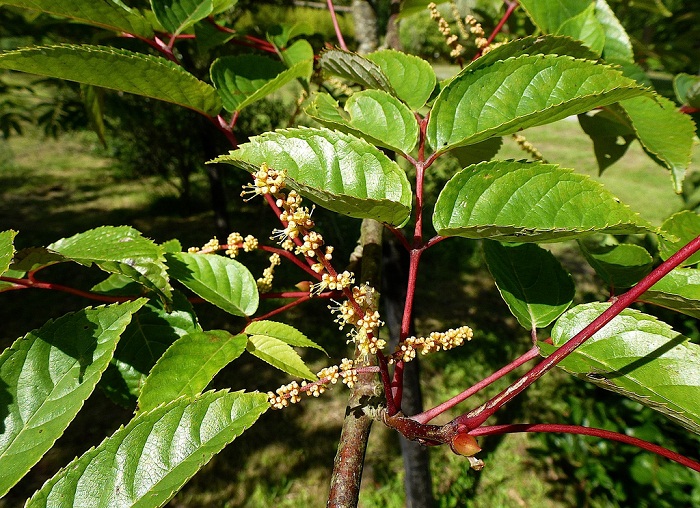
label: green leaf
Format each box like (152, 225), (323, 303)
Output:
(643, 268), (700, 319)
(151, 0), (213, 36)
(211, 0), (237, 15)
(245, 320), (326, 353)
(0, 45), (222, 116)
(578, 109), (636, 173)
(467, 35), (600, 73)
(433, 160), (657, 242)
(268, 21), (314, 48)
(26, 390), (268, 507)
(519, 0), (588, 33)
(674, 73), (700, 108)
(578, 240), (653, 288)
(306, 90), (419, 154)
(427, 54), (648, 152)
(211, 55), (312, 112)
(1, 0), (154, 37)
(0, 230), (17, 276)
(543, 303), (700, 434)
(166, 252), (259, 316)
(9, 247), (64, 273)
(365, 49), (436, 110)
(246, 335), (316, 380)
(100, 293), (200, 406)
(49, 226), (171, 301)
(483, 241), (574, 330)
(212, 127), (413, 225)
(555, 3), (605, 56)
(0, 300), (145, 496)
(318, 49), (395, 93)
(594, 0), (634, 64)
(614, 95), (696, 193)
(91, 274), (143, 297)
(281, 39), (314, 70)
(81, 84), (107, 147)
(137, 330), (247, 414)
(659, 211), (700, 266)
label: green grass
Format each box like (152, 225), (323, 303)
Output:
(0, 117), (698, 507)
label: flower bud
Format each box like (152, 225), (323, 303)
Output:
(450, 433), (481, 457)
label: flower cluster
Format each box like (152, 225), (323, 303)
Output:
(429, 2), (489, 58)
(330, 284), (386, 356)
(512, 133), (545, 161)
(257, 253), (281, 293)
(312, 270), (355, 295)
(267, 357), (359, 409)
(393, 325), (473, 363)
(241, 163), (286, 201)
(188, 237), (220, 254)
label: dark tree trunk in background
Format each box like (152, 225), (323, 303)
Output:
(352, 0), (378, 53)
(382, 236), (435, 508)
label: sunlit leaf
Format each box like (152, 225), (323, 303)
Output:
(0, 230), (16, 276)
(427, 54), (648, 152)
(0, 45), (222, 116)
(137, 330), (247, 414)
(0, 300), (145, 496)
(643, 268), (700, 319)
(26, 390), (268, 507)
(245, 320), (326, 353)
(484, 241), (574, 330)
(542, 303), (700, 434)
(166, 252), (259, 316)
(614, 95), (696, 193)
(658, 211), (700, 266)
(433, 160), (656, 242)
(246, 335), (316, 380)
(365, 49), (436, 109)
(212, 127), (413, 225)
(1, 0), (154, 37)
(555, 3), (605, 56)
(306, 90), (419, 153)
(594, 0), (634, 63)
(49, 226), (171, 301)
(151, 0), (213, 36)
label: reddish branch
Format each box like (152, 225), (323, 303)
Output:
(471, 424), (700, 472)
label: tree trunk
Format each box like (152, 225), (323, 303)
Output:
(352, 0), (378, 54)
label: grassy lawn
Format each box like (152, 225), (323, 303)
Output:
(0, 116), (698, 507)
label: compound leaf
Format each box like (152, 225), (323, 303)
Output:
(137, 330), (247, 414)
(246, 335), (316, 380)
(0, 300), (145, 496)
(427, 54), (648, 152)
(484, 241), (574, 331)
(543, 303), (700, 434)
(658, 211), (700, 266)
(1, 0), (154, 37)
(26, 390), (268, 507)
(433, 160), (656, 242)
(212, 127), (413, 225)
(166, 252), (259, 317)
(0, 45), (222, 116)
(365, 49), (436, 109)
